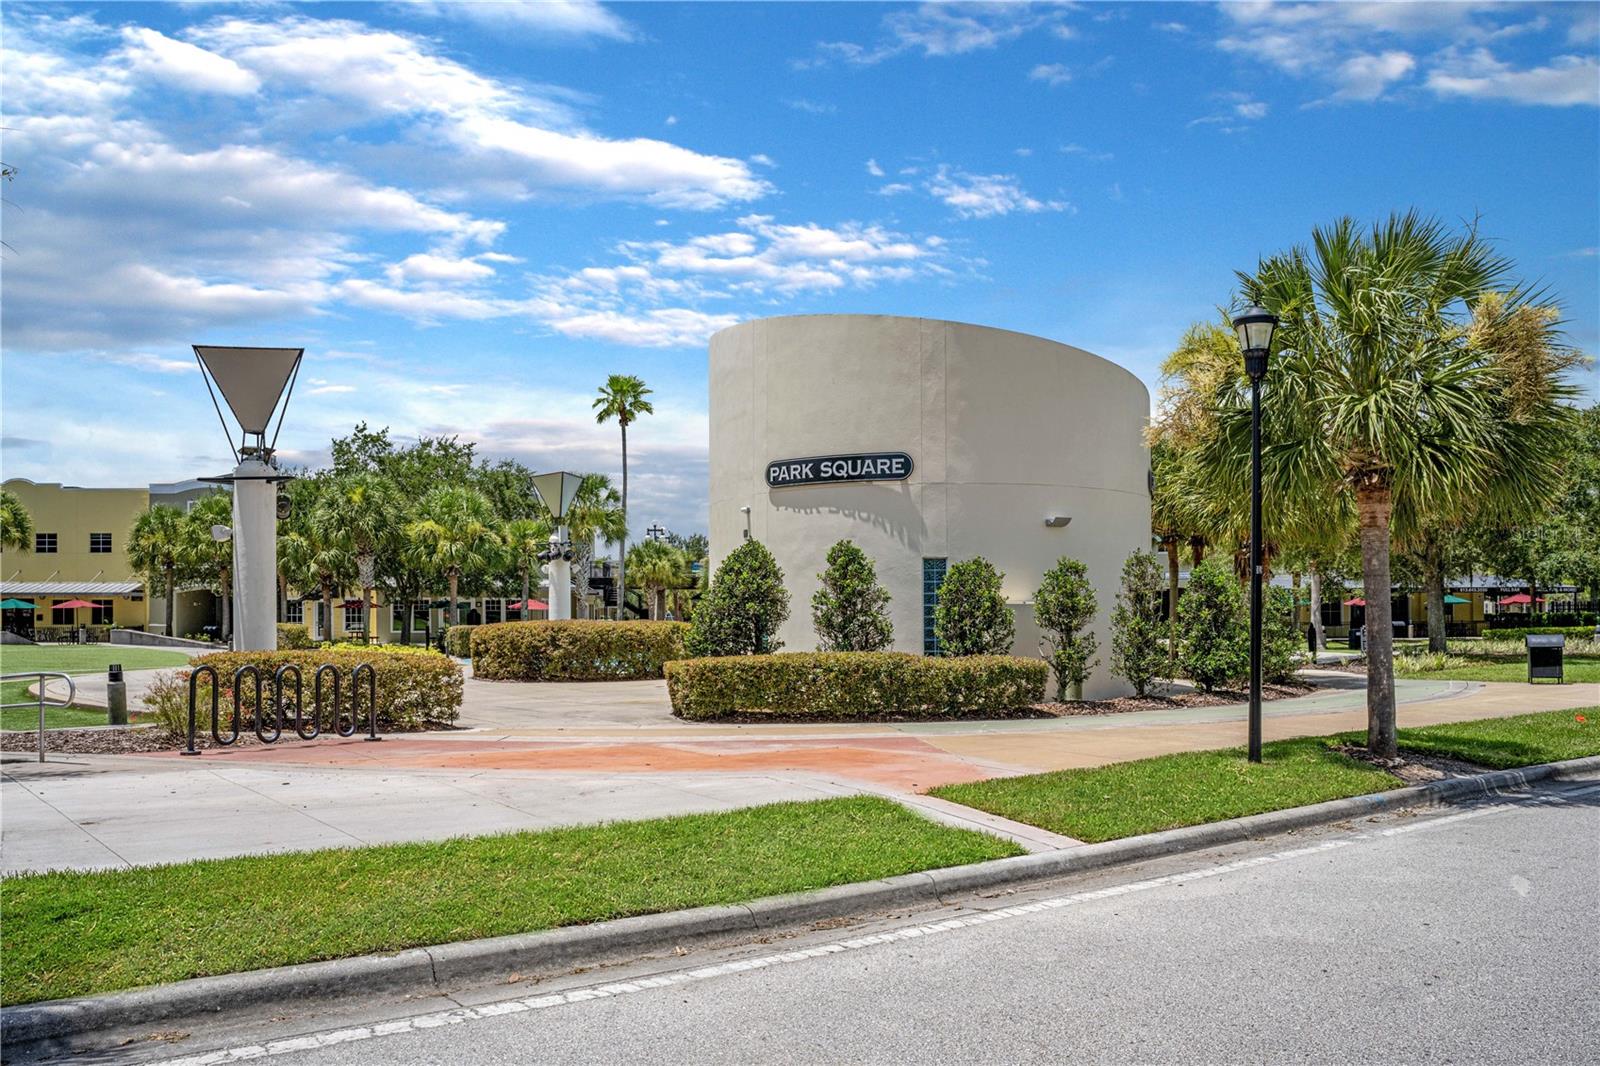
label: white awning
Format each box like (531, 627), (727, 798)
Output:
(0, 581), (143, 596)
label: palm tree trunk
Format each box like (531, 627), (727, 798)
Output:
(1309, 567), (1325, 652)
(618, 420), (628, 621)
(363, 585), (375, 644)
(1189, 537), (1205, 566)
(277, 572), (287, 623)
(521, 567), (531, 621)
(448, 571), (460, 627)
(1165, 540), (1180, 667)
(1357, 483), (1397, 759)
(1423, 539), (1448, 653)
(164, 564), (176, 637)
(220, 571), (232, 645)
(321, 579), (335, 641)
(400, 598), (413, 645)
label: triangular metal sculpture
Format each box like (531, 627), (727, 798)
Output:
(531, 471), (584, 521)
(193, 345), (303, 461)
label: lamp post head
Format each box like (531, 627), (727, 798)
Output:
(531, 471), (584, 523)
(1231, 305), (1278, 382)
(192, 345), (303, 465)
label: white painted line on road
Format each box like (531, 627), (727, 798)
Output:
(147, 787), (1589, 1066)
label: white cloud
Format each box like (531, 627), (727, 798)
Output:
(398, 0), (634, 41)
(866, 158), (885, 177)
(1333, 51), (1416, 101)
(784, 97), (837, 114)
(307, 381), (356, 395)
(804, 2), (1077, 66)
(877, 183), (913, 196)
(924, 165), (1066, 219)
(120, 27), (260, 94)
(385, 253), (500, 286)
(1426, 50), (1599, 107)
(1029, 62), (1072, 87)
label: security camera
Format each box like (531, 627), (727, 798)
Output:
(276, 494), (292, 521)
(1044, 516), (1072, 528)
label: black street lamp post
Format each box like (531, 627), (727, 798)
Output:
(1232, 305), (1279, 764)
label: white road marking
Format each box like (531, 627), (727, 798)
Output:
(148, 785), (1597, 1066)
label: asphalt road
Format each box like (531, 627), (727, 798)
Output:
(34, 779), (1600, 1066)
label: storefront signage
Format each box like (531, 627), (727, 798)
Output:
(766, 452), (914, 488)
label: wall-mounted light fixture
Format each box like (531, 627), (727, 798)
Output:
(1044, 515), (1072, 528)
(740, 505), (752, 540)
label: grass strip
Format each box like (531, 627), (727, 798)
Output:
(0, 704), (112, 730)
(930, 737), (1402, 845)
(1393, 654), (1599, 684)
(1388, 708), (1600, 769)
(0, 646), (193, 675)
(0, 796), (1019, 1006)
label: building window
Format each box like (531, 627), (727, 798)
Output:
(90, 532), (112, 554)
(343, 601), (365, 632)
(35, 532), (57, 553)
(1320, 601), (1342, 628)
(51, 600), (75, 625)
(285, 600), (304, 624)
(91, 599), (114, 625)
(922, 557), (947, 656)
(485, 599), (502, 624)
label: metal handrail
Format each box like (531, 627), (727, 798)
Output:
(2, 671), (79, 763)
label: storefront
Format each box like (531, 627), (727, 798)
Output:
(708, 314), (1152, 699)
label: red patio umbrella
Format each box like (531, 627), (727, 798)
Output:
(509, 599), (549, 611)
(54, 599), (96, 609)
(1343, 598), (1366, 607)
(1499, 593), (1540, 605)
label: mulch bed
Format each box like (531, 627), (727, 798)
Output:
(1036, 679), (1322, 717)
(0, 726), (256, 755)
(1330, 741), (1489, 785)
(680, 705), (1061, 725)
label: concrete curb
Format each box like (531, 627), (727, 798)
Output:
(7, 754), (1598, 1048)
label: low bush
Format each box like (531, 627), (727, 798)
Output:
(445, 624), (476, 658)
(276, 623), (313, 650)
(1481, 626), (1597, 642)
(664, 652), (1047, 721)
(155, 648), (463, 734)
(472, 621), (690, 681)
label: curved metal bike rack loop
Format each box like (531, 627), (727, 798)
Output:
(275, 663), (311, 740)
(352, 662), (381, 741)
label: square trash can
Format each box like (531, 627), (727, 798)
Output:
(1525, 634), (1564, 683)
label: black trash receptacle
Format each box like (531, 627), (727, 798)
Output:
(1306, 625), (1317, 653)
(1526, 634), (1565, 683)
(1349, 626), (1363, 651)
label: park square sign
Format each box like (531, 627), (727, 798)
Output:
(766, 451), (914, 488)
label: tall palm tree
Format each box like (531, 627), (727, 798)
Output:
(1209, 211), (1570, 758)
(187, 493), (235, 643)
(0, 489), (32, 553)
(593, 375), (653, 619)
(313, 471), (401, 643)
(626, 540), (688, 620)
(503, 516), (552, 620)
(565, 473), (625, 617)
(128, 504), (195, 638)
(408, 486), (502, 628)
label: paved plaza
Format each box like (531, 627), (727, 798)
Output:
(4, 671), (1594, 875)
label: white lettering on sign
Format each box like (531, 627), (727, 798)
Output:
(765, 452), (914, 489)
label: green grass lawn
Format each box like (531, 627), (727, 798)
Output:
(1392, 653), (1600, 684)
(1388, 708), (1600, 769)
(931, 737), (1402, 845)
(0, 796), (1020, 1006)
(0, 645), (191, 730)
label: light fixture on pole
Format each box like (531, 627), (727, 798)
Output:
(645, 523), (667, 542)
(1231, 305), (1278, 764)
(531, 471), (583, 621)
(194, 345), (302, 652)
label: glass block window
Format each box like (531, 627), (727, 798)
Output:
(90, 532), (112, 553)
(35, 532), (57, 553)
(922, 557), (947, 656)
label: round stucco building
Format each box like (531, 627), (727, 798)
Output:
(707, 314), (1151, 700)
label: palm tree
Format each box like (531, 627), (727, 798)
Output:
(0, 489), (32, 553)
(626, 540), (688, 620)
(503, 517), (552, 620)
(187, 493), (235, 643)
(313, 472), (401, 643)
(128, 504), (195, 637)
(408, 486), (501, 627)
(565, 473), (625, 617)
(593, 375), (653, 619)
(1210, 211), (1575, 758)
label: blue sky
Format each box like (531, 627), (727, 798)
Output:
(3, 1), (1596, 536)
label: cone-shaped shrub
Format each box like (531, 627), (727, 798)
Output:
(685, 540), (790, 657)
(812, 539), (894, 652)
(934, 557), (1015, 657)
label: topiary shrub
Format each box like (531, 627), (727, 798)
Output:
(445, 624), (476, 658)
(934, 557), (1015, 656)
(684, 540), (790, 657)
(664, 652), (1047, 721)
(471, 620), (689, 681)
(1034, 556), (1098, 699)
(1110, 550), (1167, 697)
(1176, 558), (1248, 693)
(276, 623), (313, 650)
(182, 647), (462, 731)
(812, 539), (893, 652)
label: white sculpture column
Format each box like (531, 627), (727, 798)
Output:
(547, 528), (572, 620)
(231, 458), (279, 651)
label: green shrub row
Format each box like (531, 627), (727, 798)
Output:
(157, 648), (464, 732)
(471, 621), (690, 681)
(664, 652), (1047, 721)
(445, 624), (476, 658)
(276, 623), (313, 650)
(1482, 625), (1597, 641)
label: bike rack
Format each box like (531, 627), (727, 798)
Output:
(1, 671), (78, 763)
(184, 662), (380, 755)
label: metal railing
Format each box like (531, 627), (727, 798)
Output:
(2, 671), (78, 763)
(183, 662), (380, 755)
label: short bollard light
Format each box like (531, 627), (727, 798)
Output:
(106, 663), (128, 726)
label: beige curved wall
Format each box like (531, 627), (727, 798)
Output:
(708, 314), (1151, 699)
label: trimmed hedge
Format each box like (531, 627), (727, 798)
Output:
(471, 621), (690, 681)
(664, 652), (1047, 721)
(445, 624), (476, 658)
(1484, 626), (1598, 641)
(190, 648), (462, 730)
(276, 623), (313, 650)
